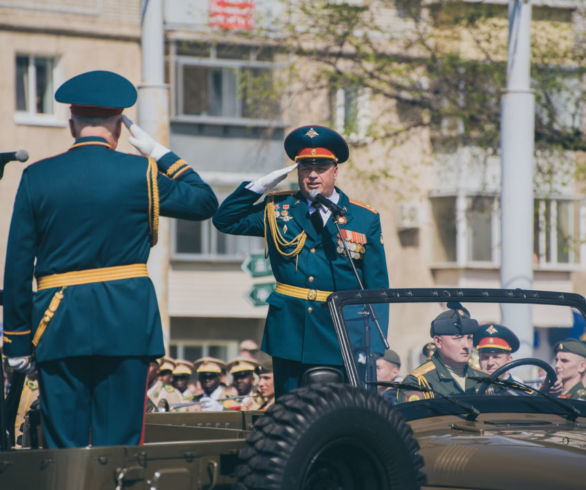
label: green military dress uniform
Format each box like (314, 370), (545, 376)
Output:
(399, 351), (486, 402)
(214, 186), (387, 366)
(213, 126), (389, 396)
(2, 71), (218, 448)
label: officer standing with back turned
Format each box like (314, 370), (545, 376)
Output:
(213, 125), (389, 397)
(2, 70), (218, 448)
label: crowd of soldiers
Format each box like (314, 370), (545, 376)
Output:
(376, 308), (586, 403)
(146, 354), (275, 413)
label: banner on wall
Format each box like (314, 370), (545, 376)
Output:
(209, 0), (254, 30)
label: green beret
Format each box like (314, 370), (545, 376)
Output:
(382, 349), (401, 367)
(431, 309), (479, 336)
(257, 359), (273, 374)
(554, 338), (586, 359)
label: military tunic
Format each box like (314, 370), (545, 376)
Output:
(213, 183), (389, 366)
(3, 137), (218, 447)
(398, 352), (485, 402)
(560, 381), (586, 401)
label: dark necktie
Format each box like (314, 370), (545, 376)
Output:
(311, 206), (323, 233)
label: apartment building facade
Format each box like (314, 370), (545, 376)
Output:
(0, 0), (584, 370)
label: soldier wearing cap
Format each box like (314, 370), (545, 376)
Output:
(1, 70), (218, 448)
(222, 357), (260, 410)
(147, 357), (174, 404)
(172, 359), (194, 395)
(475, 324), (519, 377)
(213, 125), (389, 397)
(193, 357), (231, 411)
(254, 360), (275, 410)
(554, 339), (586, 401)
(421, 342), (436, 362)
(399, 307), (485, 402)
(239, 339), (260, 359)
(150, 357), (186, 412)
(376, 349), (402, 403)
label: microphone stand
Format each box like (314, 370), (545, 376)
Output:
(330, 209), (389, 392)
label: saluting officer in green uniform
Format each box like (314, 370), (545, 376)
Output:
(213, 125), (389, 397)
(399, 308), (484, 402)
(2, 70), (218, 448)
(554, 338), (586, 401)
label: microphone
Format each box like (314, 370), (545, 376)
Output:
(0, 150), (29, 164)
(309, 189), (347, 216)
(0, 150), (29, 180)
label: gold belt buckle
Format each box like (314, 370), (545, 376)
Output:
(307, 289), (317, 301)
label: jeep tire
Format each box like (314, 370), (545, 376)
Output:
(235, 383), (425, 490)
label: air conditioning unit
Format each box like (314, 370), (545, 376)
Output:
(397, 202), (421, 230)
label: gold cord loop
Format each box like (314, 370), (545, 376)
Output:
(264, 197), (307, 265)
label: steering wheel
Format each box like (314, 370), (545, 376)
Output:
(477, 357), (557, 395)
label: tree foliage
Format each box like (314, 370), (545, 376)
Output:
(269, 0), (585, 155)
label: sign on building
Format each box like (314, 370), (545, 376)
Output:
(209, 0), (254, 30)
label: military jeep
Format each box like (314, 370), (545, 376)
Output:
(2, 288), (586, 490)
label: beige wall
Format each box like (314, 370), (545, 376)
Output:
(0, 4), (141, 326)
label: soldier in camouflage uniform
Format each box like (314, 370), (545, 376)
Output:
(399, 308), (485, 402)
(554, 338), (586, 401)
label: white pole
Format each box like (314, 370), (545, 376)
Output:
(139, 0), (171, 348)
(500, 0), (535, 365)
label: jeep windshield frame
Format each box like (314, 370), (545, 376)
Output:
(327, 287), (586, 389)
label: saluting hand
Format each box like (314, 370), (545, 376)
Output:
(122, 115), (170, 161)
(246, 163), (299, 194)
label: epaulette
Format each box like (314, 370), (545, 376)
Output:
(349, 198), (378, 214)
(163, 384), (176, 393)
(410, 361), (435, 377)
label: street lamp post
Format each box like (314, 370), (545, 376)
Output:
(500, 0), (535, 366)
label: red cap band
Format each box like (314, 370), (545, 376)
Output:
(295, 147), (338, 162)
(477, 337), (512, 351)
(70, 105), (123, 117)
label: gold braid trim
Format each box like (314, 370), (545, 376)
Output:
(147, 157), (160, 246)
(166, 160), (186, 177)
(172, 165), (190, 179)
(417, 375), (434, 400)
(263, 197), (307, 268)
(32, 287), (66, 347)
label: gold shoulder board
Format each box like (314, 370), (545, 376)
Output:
(410, 361), (435, 377)
(349, 199), (378, 214)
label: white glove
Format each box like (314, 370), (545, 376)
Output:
(7, 356), (36, 374)
(245, 163), (299, 194)
(122, 115), (170, 161)
(200, 397), (224, 412)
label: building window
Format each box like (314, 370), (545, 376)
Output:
(15, 55), (56, 116)
(430, 194), (584, 269)
(330, 85), (371, 143)
(169, 341), (237, 363)
(173, 218), (264, 261)
(430, 194), (499, 266)
(534, 198), (582, 266)
(174, 43), (281, 124)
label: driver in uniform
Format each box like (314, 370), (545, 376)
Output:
(474, 324), (523, 394)
(554, 338), (586, 401)
(399, 308), (484, 401)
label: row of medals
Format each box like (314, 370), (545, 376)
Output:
(337, 238), (365, 260)
(276, 206), (363, 259)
